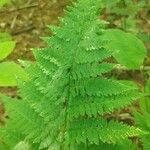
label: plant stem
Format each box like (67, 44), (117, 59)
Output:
(115, 64), (150, 71)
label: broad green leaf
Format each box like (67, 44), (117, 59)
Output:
(0, 62), (28, 87)
(0, 41), (16, 61)
(0, 32), (12, 42)
(103, 29), (147, 69)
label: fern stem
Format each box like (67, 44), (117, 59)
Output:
(116, 64), (150, 71)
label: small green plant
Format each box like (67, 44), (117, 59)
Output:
(101, 0), (150, 43)
(100, 1), (150, 149)
(135, 111), (150, 150)
(0, 0), (146, 149)
(134, 72), (150, 150)
(101, 0), (145, 32)
(0, 32), (28, 87)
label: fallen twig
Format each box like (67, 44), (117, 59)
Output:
(11, 25), (35, 35)
(0, 3), (38, 13)
(116, 64), (150, 71)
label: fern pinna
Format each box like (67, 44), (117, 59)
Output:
(0, 0), (144, 149)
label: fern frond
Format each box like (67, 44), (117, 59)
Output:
(0, 128), (23, 150)
(70, 78), (138, 97)
(68, 90), (143, 119)
(72, 139), (138, 150)
(71, 63), (115, 79)
(65, 119), (142, 145)
(3, 100), (45, 141)
(1, 0), (144, 149)
(135, 111), (150, 150)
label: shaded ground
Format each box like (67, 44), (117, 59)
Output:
(0, 0), (70, 61)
